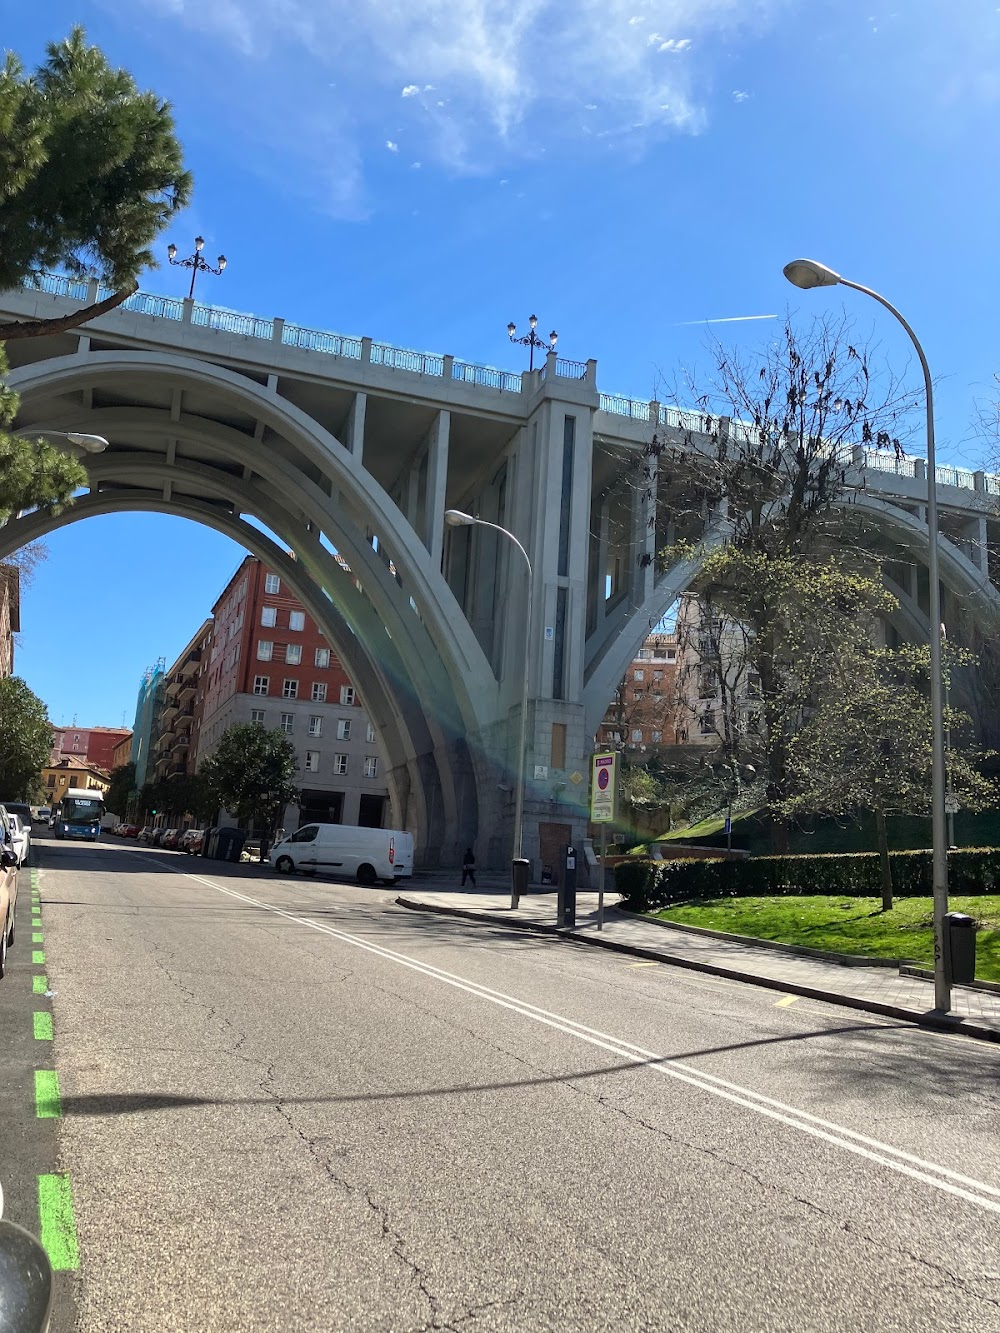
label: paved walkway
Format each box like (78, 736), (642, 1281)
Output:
(398, 884), (1000, 1041)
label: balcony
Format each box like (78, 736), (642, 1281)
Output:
(171, 732), (190, 754)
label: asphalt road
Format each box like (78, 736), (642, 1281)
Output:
(3, 834), (999, 1332)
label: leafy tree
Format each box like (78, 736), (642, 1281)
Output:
(646, 316), (922, 847)
(0, 27), (192, 340)
(200, 724), (299, 848)
(783, 644), (996, 908)
(105, 761), (135, 816)
(0, 676), (52, 799)
(0, 344), (87, 521)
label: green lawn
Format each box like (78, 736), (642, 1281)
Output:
(654, 895), (1000, 984)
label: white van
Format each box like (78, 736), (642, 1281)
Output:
(268, 824), (413, 884)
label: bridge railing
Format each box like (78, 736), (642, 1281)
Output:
(451, 360), (522, 393)
(281, 325), (362, 358)
(192, 306), (274, 339)
(371, 343), (444, 377)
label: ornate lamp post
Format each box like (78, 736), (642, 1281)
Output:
(167, 236), (227, 300)
(507, 314), (557, 372)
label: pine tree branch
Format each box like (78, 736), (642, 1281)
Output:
(0, 282), (139, 340)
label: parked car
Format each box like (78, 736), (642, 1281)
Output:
(0, 806), (19, 979)
(1, 802), (34, 833)
(180, 829), (205, 854)
(268, 824), (413, 884)
(35, 806), (51, 826)
(161, 829), (181, 850)
(6, 813), (29, 867)
(123, 824), (140, 839)
(138, 827), (154, 843)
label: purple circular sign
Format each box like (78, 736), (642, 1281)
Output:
(597, 769), (610, 790)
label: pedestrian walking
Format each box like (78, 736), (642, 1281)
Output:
(461, 846), (476, 887)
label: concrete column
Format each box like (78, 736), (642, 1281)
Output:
(969, 516), (989, 575)
(344, 392), (367, 466)
(405, 467), (420, 529)
(272, 317), (285, 343)
(425, 409), (450, 566)
(595, 496), (611, 626)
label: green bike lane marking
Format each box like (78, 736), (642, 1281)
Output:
(32, 931), (43, 944)
(33, 1011), (53, 1040)
(32, 949), (45, 965)
(38, 1175), (79, 1271)
(32, 974), (48, 994)
(35, 1071), (62, 1119)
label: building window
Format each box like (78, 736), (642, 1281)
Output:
(364, 757), (379, 778)
(551, 722), (566, 770)
(637, 649), (651, 660)
(651, 730), (662, 743)
(631, 728), (643, 743)
(282, 679), (299, 699)
(265, 573), (280, 594)
(308, 715), (323, 736)
(257, 640), (273, 661)
(289, 611), (305, 632)
(305, 750), (320, 773)
(634, 670), (644, 682)
(340, 685), (355, 706)
(333, 754), (348, 775)
(337, 719), (351, 741)
(312, 683), (327, 702)
(665, 649), (677, 663)
(653, 671), (663, 682)
(253, 676), (270, 695)
(280, 713), (294, 734)
(251, 709), (266, 723)
(699, 711), (715, 736)
(261, 606), (277, 627)
(285, 643), (302, 665)
(366, 722), (376, 743)
(315, 647), (330, 668)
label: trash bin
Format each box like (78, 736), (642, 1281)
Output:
(201, 827), (219, 858)
(558, 845), (577, 928)
(215, 827), (246, 863)
(511, 858), (530, 907)
(944, 911), (977, 985)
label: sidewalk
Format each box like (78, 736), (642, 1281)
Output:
(397, 884), (1000, 1042)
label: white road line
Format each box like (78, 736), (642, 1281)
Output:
(174, 868), (1000, 1217)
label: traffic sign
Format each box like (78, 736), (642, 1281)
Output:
(590, 752), (617, 823)
(944, 795), (960, 815)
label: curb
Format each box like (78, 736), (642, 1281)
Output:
(395, 896), (1000, 1045)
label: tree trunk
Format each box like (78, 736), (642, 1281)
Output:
(875, 805), (893, 911)
(0, 283), (138, 340)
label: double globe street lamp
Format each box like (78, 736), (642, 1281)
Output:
(445, 509), (533, 909)
(507, 315), (557, 372)
(783, 258), (951, 1012)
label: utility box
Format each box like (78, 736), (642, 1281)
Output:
(201, 828), (219, 858)
(558, 845), (578, 928)
(944, 912), (977, 986)
(214, 827), (246, 863)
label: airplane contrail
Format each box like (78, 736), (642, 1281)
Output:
(672, 314), (778, 326)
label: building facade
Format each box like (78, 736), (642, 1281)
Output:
(191, 557), (390, 830)
(43, 759), (111, 802)
(50, 725), (133, 773)
(154, 622), (211, 784)
(598, 631), (680, 758)
(130, 661), (166, 789)
(111, 733), (133, 772)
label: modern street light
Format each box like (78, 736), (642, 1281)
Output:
(13, 428), (109, 454)
(783, 257), (951, 1012)
(445, 508), (533, 908)
(507, 314), (557, 372)
(167, 235), (227, 300)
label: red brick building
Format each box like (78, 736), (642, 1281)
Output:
(191, 556), (389, 828)
(50, 725), (133, 772)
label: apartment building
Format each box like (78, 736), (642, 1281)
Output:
(43, 759), (111, 801)
(598, 631), (680, 756)
(153, 621), (212, 784)
(50, 724), (133, 772)
(191, 556), (390, 829)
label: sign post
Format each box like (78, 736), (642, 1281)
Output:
(590, 751), (617, 931)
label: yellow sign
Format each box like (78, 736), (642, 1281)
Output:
(590, 752), (617, 823)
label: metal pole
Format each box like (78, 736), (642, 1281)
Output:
(840, 277), (951, 1012)
(598, 822), (606, 931)
(188, 261), (197, 301)
(942, 623), (955, 848)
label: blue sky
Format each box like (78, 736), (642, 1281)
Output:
(7, 0), (1000, 728)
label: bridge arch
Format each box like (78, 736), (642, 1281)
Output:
(6, 350), (508, 863)
(583, 496), (1000, 738)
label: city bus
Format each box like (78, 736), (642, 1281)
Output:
(51, 788), (106, 841)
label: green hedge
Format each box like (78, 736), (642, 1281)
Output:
(614, 848), (1000, 913)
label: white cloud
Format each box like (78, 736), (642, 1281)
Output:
(386, 140), (399, 152)
(732, 89), (749, 101)
(110, 0), (790, 210)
